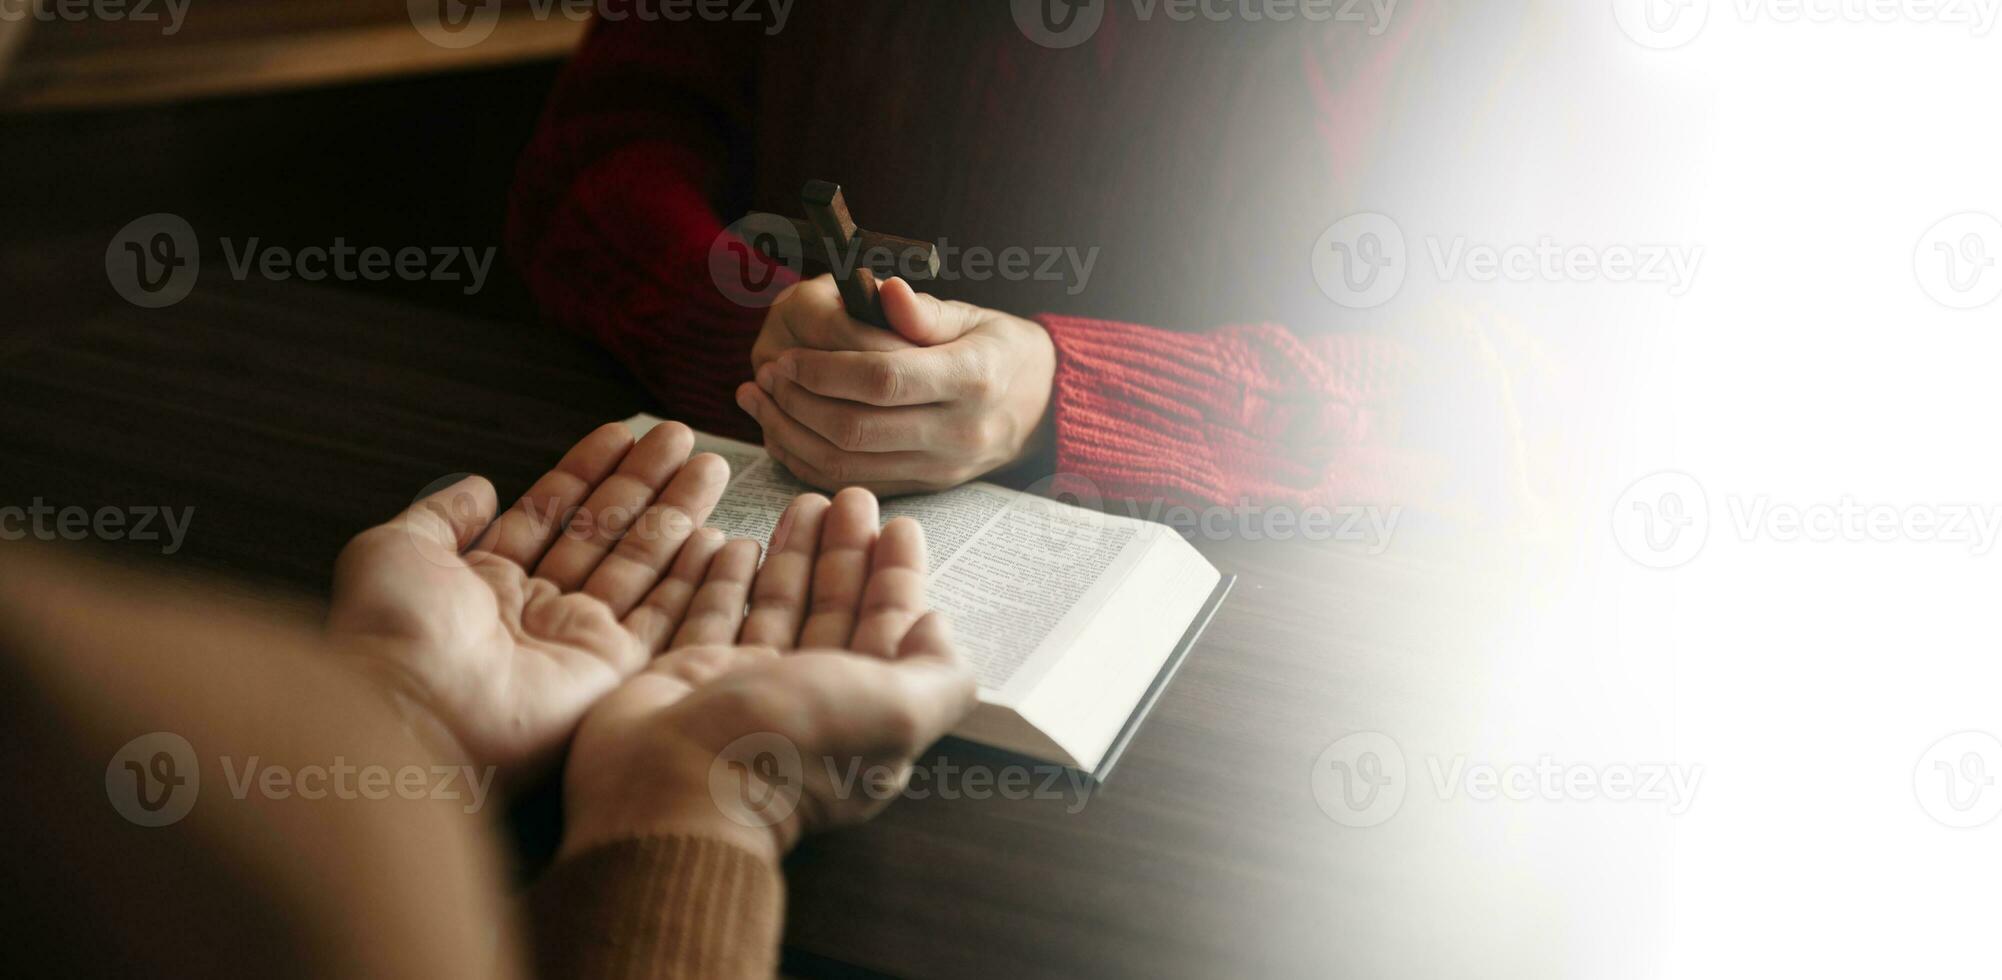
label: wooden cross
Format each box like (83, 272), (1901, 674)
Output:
(745, 180), (940, 327)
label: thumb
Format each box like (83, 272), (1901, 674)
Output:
(895, 611), (960, 665)
(401, 474), (498, 554)
(887, 611), (978, 734)
(880, 276), (977, 346)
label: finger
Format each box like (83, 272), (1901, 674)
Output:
(890, 614), (979, 738)
(535, 421), (696, 590)
(584, 452), (730, 617)
(776, 275), (916, 354)
(754, 369), (946, 453)
(623, 527), (726, 653)
(773, 344), (982, 407)
(642, 643), (783, 688)
(738, 493), (832, 648)
(474, 422), (635, 567)
(797, 487), (881, 649)
(848, 517), (930, 658)
(738, 383), (947, 490)
(879, 276), (981, 346)
(762, 438), (940, 498)
(895, 610), (959, 664)
(669, 538), (763, 649)
(859, 612), (979, 753)
(752, 276), (912, 376)
(397, 475), (498, 554)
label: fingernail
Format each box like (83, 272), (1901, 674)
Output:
(774, 355), (796, 381)
(756, 363), (776, 392)
(736, 385), (756, 415)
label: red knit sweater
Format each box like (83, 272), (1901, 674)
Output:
(508, 4), (1432, 509)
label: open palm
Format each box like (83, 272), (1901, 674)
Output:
(328, 421), (758, 782)
(559, 488), (979, 861)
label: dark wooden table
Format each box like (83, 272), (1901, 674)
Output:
(0, 241), (1658, 979)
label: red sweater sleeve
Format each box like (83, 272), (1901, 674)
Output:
(506, 17), (784, 442)
(511, 14), (1480, 515)
(1039, 315), (1440, 510)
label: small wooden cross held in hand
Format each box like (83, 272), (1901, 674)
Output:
(745, 180), (940, 328)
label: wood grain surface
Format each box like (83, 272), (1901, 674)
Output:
(0, 242), (1598, 979)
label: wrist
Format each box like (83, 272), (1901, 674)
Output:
(559, 732), (789, 866)
(1003, 315), (1059, 473)
(336, 637), (477, 774)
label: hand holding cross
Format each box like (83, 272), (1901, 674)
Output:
(744, 180), (940, 328)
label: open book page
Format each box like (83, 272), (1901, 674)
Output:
(928, 493), (1156, 700)
(629, 419), (1159, 696)
(1016, 530), (1222, 769)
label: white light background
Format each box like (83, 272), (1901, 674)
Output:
(1329, 3), (2002, 975)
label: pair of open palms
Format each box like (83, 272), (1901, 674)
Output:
(326, 421), (976, 859)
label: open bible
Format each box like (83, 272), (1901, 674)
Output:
(626, 415), (1231, 778)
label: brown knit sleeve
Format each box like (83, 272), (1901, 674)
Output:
(527, 836), (784, 980)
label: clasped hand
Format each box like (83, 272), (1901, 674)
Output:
(737, 274), (1057, 495)
(327, 422), (977, 861)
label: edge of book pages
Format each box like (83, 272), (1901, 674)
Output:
(623, 414), (1228, 779)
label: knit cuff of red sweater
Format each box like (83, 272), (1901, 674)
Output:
(1036, 314), (1361, 508)
(527, 835), (783, 980)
